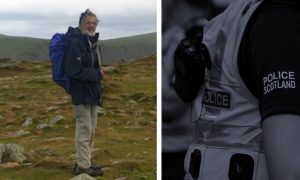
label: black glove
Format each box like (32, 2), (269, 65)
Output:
(174, 25), (210, 102)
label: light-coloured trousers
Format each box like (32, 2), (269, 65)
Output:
(73, 104), (98, 168)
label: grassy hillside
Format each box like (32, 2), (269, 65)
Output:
(101, 33), (156, 64)
(0, 56), (156, 179)
(0, 32), (156, 64)
(0, 36), (49, 61)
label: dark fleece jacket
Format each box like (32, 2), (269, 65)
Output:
(64, 26), (101, 105)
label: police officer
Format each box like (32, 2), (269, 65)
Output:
(174, 0), (300, 179)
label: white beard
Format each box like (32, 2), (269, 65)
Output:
(86, 30), (96, 36)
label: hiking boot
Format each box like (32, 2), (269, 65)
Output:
(74, 163), (102, 172)
(74, 164), (103, 177)
(90, 164), (102, 170)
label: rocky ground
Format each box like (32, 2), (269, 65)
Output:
(0, 56), (156, 180)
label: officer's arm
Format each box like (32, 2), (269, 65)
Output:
(262, 114), (300, 180)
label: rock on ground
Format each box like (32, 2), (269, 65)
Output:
(0, 144), (26, 163)
(115, 177), (127, 180)
(49, 115), (64, 125)
(22, 117), (33, 127)
(7, 129), (31, 137)
(69, 173), (97, 180)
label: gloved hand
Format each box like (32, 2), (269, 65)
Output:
(173, 25), (210, 102)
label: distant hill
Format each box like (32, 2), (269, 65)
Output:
(101, 33), (156, 64)
(0, 32), (156, 64)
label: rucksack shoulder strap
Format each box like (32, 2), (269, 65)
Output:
(96, 45), (102, 66)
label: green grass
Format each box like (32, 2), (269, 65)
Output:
(0, 56), (156, 180)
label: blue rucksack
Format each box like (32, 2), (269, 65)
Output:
(49, 33), (71, 94)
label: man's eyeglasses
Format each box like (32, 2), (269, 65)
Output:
(85, 21), (98, 25)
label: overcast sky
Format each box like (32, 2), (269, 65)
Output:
(0, 0), (156, 40)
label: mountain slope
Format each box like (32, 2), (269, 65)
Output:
(0, 56), (156, 179)
(101, 33), (156, 64)
(0, 35), (49, 61)
(0, 32), (156, 64)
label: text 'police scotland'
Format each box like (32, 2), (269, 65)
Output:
(263, 71), (296, 95)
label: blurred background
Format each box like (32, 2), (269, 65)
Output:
(161, 0), (232, 179)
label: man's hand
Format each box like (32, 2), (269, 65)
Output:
(99, 68), (105, 79)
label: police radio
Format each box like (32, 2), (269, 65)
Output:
(174, 25), (211, 103)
